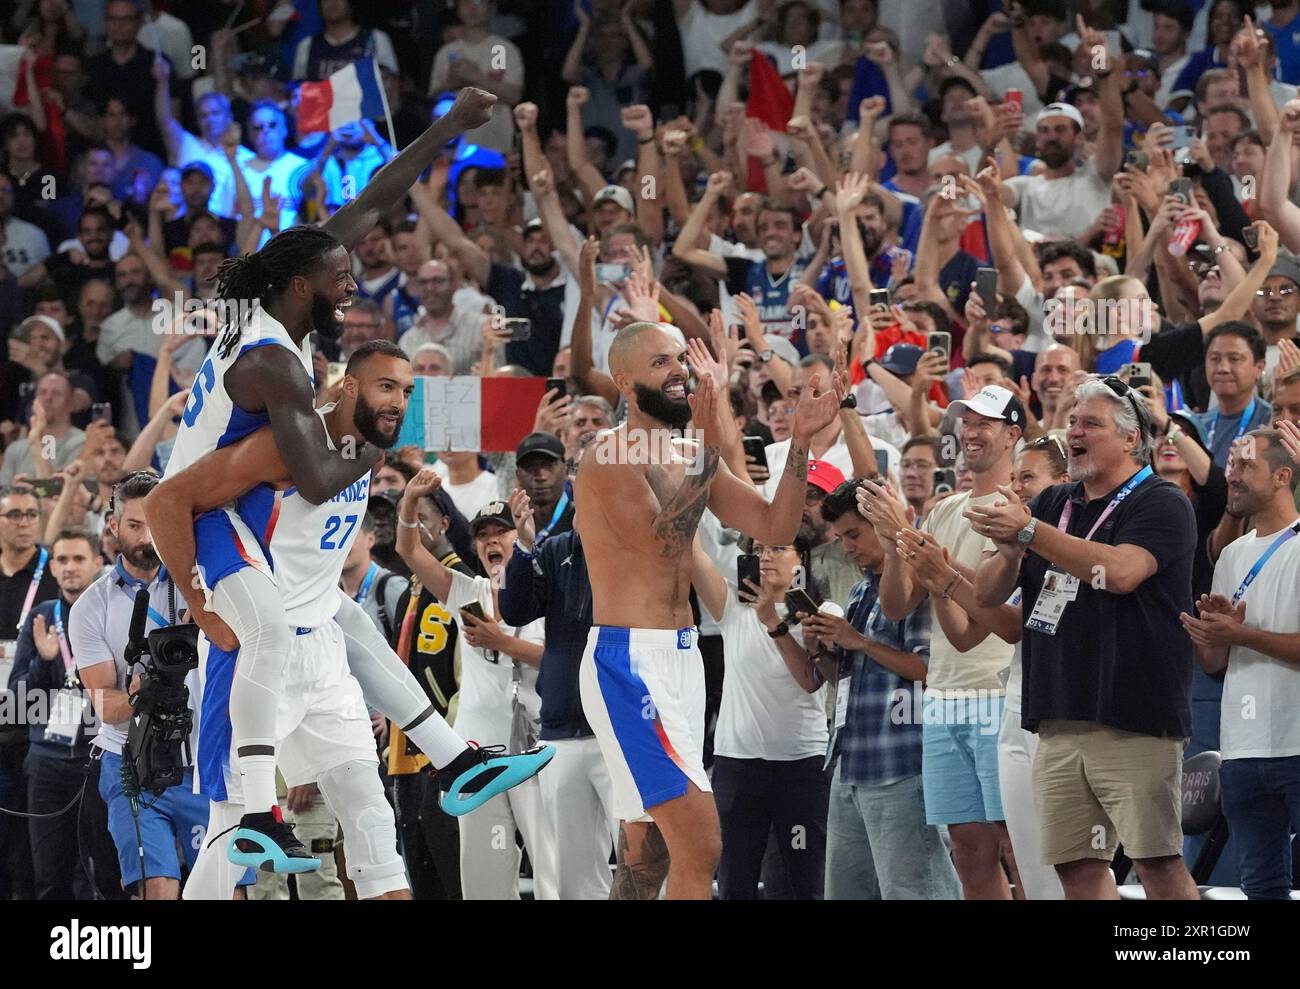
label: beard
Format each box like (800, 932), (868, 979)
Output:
(634, 382), (692, 427)
(1038, 143), (1073, 169)
(311, 290), (343, 340)
(859, 219), (882, 259)
(522, 252), (557, 277)
(353, 392), (402, 449)
(125, 541), (160, 571)
(1067, 457), (1096, 483)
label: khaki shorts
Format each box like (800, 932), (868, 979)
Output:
(1033, 720), (1184, 865)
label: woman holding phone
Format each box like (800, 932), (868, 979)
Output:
(691, 525), (833, 900)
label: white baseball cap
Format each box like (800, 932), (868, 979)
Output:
(592, 184), (635, 215)
(1035, 102), (1085, 130)
(948, 384), (1027, 427)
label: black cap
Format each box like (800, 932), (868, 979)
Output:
(515, 431), (565, 463)
(469, 499), (514, 537)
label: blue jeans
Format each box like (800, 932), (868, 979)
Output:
(1220, 756), (1300, 900)
(825, 767), (961, 900)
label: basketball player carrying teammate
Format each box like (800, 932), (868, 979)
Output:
(576, 321), (845, 899)
(151, 343), (428, 896)
(158, 87), (549, 872)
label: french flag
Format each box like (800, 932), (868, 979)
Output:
(297, 57), (387, 134)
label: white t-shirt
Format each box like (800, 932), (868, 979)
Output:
(427, 36), (523, 153)
(240, 151), (310, 246)
(1211, 520), (1300, 760)
(431, 462), (501, 522)
(68, 566), (198, 757)
(677, 0), (756, 79)
(920, 489), (1013, 694)
(2, 216), (50, 277)
(1005, 161), (1112, 240)
(173, 132), (256, 219)
(444, 569), (544, 747)
(137, 11), (196, 80)
(981, 63), (1046, 121)
(759, 431), (901, 500)
(712, 588), (828, 761)
(97, 300), (205, 368)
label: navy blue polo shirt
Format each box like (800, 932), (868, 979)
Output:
(486, 263), (569, 376)
(1019, 472), (1195, 739)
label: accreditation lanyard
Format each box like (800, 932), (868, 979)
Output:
(354, 562), (379, 606)
(113, 560), (170, 629)
(52, 599), (75, 683)
(1057, 466), (1153, 540)
(536, 487), (571, 546)
(1208, 398), (1256, 447)
(16, 547), (49, 631)
(1232, 520), (1300, 606)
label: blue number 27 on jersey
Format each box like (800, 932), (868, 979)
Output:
(321, 514), (359, 550)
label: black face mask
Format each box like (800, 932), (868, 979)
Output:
(634, 382), (692, 427)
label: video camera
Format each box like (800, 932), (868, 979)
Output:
(123, 589), (199, 796)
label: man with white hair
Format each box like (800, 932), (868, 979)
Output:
(970, 376), (1200, 900)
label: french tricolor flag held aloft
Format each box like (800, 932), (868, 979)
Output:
(297, 56), (387, 134)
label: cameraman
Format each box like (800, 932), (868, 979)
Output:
(68, 470), (208, 900)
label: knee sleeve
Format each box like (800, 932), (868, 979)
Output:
(317, 761), (408, 899)
(211, 569), (293, 694)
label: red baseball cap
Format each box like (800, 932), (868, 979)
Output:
(806, 459), (846, 495)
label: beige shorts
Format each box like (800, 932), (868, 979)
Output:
(1033, 720), (1184, 865)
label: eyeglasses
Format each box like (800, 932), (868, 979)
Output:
(1256, 286), (1297, 298)
(1101, 375), (1147, 431)
(1, 510), (40, 522)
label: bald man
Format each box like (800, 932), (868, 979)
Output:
(1030, 344), (1083, 431)
(573, 321), (843, 899)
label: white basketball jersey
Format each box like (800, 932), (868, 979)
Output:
(166, 306), (313, 479)
(243, 405), (369, 628)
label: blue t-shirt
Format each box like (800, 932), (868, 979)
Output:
(1198, 398), (1274, 466)
(1264, 16), (1300, 85)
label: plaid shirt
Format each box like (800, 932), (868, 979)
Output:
(832, 571), (930, 787)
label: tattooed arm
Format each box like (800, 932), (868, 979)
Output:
(610, 822), (669, 900)
(709, 440), (810, 545)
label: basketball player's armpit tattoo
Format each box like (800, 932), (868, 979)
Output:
(610, 823), (670, 901)
(651, 447), (720, 558)
(784, 443), (809, 482)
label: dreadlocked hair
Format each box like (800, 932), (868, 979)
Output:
(213, 226), (342, 358)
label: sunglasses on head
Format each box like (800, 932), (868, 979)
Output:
(1101, 375), (1148, 431)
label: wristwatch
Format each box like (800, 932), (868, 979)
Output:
(1016, 517), (1038, 546)
(768, 621), (790, 639)
(839, 393), (858, 410)
(759, 349), (775, 363)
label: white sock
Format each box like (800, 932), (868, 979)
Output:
(236, 751), (279, 815)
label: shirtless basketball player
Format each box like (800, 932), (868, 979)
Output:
(575, 321), (845, 899)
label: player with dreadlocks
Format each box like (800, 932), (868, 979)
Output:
(157, 87), (553, 874)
